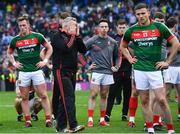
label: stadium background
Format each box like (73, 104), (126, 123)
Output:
(0, 0), (179, 133)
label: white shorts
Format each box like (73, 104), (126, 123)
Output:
(162, 69), (171, 83)
(134, 70), (164, 90)
(91, 72), (114, 85)
(18, 70), (45, 87)
(168, 66), (180, 84)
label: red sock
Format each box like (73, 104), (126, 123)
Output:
(153, 115), (160, 124)
(88, 109), (94, 117)
(129, 97), (138, 116)
(178, 107), (180, 114)
(166, 123), (174, 130)
(100, 110), (106, 118)
(25, 115), (30, 122)
(45, 115), (51, 121)
(146, 122), (153, 128)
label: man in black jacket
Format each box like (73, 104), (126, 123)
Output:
(50, 17), (86, 133)
(105, 19), (132, 122)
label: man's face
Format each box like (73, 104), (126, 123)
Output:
(135, 8), (150, 25)
(154, 18), (165, 23)
(99, 22), (109, 36)
(18, 20), (30, 35)
(67, 20), (77, 35)
(117, 24), (127, 35)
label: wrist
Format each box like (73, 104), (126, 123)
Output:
(43, 58), (48, 64)
(13, 61), (16, 66)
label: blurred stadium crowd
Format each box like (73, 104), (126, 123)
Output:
(0, 0), (179, 91)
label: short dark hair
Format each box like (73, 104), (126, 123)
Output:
(117, 19), (127, 25)
(154, 12), (165, 19)
(17, 14), (29, 22)
(134, 3), (148, 11)
(166, 17), (178, 28)
(98, 18), (109, 25)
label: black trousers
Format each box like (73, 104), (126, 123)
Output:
(106, 70), (131, 117)
(52, 69), (78, 130)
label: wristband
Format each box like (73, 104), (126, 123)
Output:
(13, 61), (16, 66)
(43, 58), (48, 64)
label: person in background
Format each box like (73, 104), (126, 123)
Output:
(7, 14), (53, 128)
(120, 3), (179, 134)
(86, 19), (119, 127)
(105, 19), (131, 122)
(50, 17), (86, 133)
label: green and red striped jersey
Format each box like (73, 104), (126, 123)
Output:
(123, 21), (174, 71)
(9, 32), (47, 72)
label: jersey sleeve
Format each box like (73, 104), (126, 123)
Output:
(123, 28), (132, 43)
(9, 38), (16, 50)
(159, 23), (174, 43)
(85, 36), (95, 50)
(37, 33), (48, 46)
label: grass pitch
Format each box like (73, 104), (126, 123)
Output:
(0, 90), (179, 133)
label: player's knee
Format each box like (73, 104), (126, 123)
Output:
(141, 99), (149, 107)
(39, 94), (48, 100)
(100, 94), (107, 100)
(90, 93), (97, 100)
(157, 97), (167, 107)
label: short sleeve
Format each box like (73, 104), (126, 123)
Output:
(123, 28), (132, 42)
(37, 33), (47, 46)
(159, 23), (174, 42)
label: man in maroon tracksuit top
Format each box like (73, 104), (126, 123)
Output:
(50, 17), (86, 133)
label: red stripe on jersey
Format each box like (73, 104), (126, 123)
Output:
(132, 29), (160, 39)
(167, 35), (174, 42)
(16, 38), (38, 47)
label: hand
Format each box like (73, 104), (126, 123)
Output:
(155, 61), (169, 70)
(68, 25), (77, 35)
(88, 62), (96, 70)
(36, 60), (47, 68)
(76, 25), (80, 36)
(111, 66), (119, 72)
(128, 56), (137, 64)
(13, 61), (23, 69)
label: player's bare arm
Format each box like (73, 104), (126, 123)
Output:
(120, 40), (137, 64)
(7, 46), (23, 69)
(36, 41), (53, 68)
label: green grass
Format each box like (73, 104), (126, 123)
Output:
(0, 90), (179, 133)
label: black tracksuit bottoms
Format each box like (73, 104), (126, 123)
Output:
(52, 69), (78, 130)
(106, 70), (131, 117)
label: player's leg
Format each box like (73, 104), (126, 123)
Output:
(105, 72), (122, 122)
(18, 71), (32, 127)
(128, 78), (138, 127)
(134, 70), (154, 133)
(32, 70), (52, 127)
(122, 74), (131, 121)
(31, 98), (42, 121)
(99, 85), (110, 126)
(175, 84), (180, 121)
(15, 98), (23, 121)
(87, 83), (99, 127)
(150, 91), (163, 131)
(150, 70), (174, 134)
(99, 74), (114, 126)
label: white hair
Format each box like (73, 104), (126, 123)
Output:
(62, 17), (77, 28)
